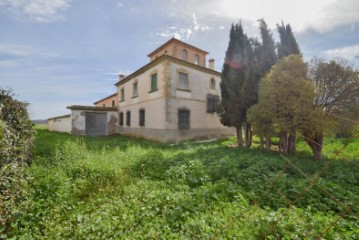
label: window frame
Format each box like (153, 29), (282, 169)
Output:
(120, 88), (125, 102)
(207, 94), (220, 113)
(178, 108), (190, 129)
(177, 69), (190, 91)
(182, 49), (187, 61)
(126, 111), (131, 126)
(133, 81), (138, 98)
(139, 108), (145, 127)
(119, 112), (124, 126)
(149, 72), (158, 93)
(194, 54), (199, 65)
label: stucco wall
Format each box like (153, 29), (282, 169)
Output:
(48, 115), (71, 133)
(94, 94), (119, 108)
(149, 41), (207, 67)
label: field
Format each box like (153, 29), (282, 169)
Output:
(11, 127), (359, 239)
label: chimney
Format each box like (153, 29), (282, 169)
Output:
(119, 74), (125, 81)
(208, 59), (215, 70)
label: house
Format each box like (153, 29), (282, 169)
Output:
(48, 38), (234, 142)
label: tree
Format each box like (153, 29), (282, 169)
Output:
(248, 55), (321, 153)
(219, 23), (257, 147)
(277, 22), (301, 59)
(276, 22), (301, 153)
(304, 58), (359, 159)
(251, 19), (278, 149)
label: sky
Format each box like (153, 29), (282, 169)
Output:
(0, 0), (358, 119)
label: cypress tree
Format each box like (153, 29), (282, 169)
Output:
(219, 22), (257, 147)
(277, 22), (300, 59)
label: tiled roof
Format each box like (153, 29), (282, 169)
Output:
(147, 37), (209, 57)
(67, 105), (118, 111)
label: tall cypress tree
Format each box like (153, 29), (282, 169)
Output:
(219, 22), (256, 147)
(277, 22), (300, 59)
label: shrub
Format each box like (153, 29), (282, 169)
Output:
(0, 88), (33, 237)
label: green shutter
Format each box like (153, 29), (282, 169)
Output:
(151, 74), (157, 92)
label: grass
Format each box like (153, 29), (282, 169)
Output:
(9, 126), (359, 239)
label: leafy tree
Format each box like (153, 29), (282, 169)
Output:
(276, 22), (301, 153)
(248, 55), (321, 153)
(251, 19), (278, 148)
(304, 58), (359, 159)
(219, 23), (257, 147)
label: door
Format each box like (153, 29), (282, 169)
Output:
(85, 112), (107, 136)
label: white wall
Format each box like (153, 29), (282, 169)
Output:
(48, 115), (71, 133)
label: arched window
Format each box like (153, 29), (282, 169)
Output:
(195, 54), (199, 65)
(210, 78), (216, 89)
(182, 49), (187, 61)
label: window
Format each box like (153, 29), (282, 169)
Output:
(150, 73), (157, 92)
(120, 88), (125, 101)
(139, 109), (145, 126)
(119, 112), (124, 126)
(210, 78), (216, 89)
(207, 94), (220, 113)
(103, 104), (105, 107)
(178, 72), (189, 90)
(133, 82), (138, 97)
(126, 111), (131, 126)
(112, 100), (115, 107)
(195, 54), (199, 65)
(182, 49), (187, 61)
(178, 109), (190, 129)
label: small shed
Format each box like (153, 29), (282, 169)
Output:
(48, 114), (72, 133)
(67, 105), (119, 136)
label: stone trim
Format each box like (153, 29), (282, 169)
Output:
(115, 55), (220, 87)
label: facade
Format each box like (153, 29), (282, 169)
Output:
(48, 38), (234, 141)
(48, 114), (72, 133)
(114, 38), (234, 142)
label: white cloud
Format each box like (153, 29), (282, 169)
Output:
(323, 44), (359, 60)
(0, 43), (32, 56)
(0, 0), (71, 23)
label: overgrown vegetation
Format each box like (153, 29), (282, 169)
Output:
(7, 127), (359, 239)
(0, 88), (33, 237)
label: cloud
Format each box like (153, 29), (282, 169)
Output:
(310, 0), (359, 33)
(323, 44), (359, 61)
(0, 43), (32, 56)
(0, 0), (71, 23)
(156, 13), (212, 40)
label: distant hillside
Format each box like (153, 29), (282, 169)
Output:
(32, 119), (47, 125)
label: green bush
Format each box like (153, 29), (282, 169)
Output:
(0, 89), (33, 237)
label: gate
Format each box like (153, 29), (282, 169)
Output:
(85, 112), (107, 136)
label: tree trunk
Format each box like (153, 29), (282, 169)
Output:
(287, 134), (296, 154)
(265, 135), (271, 151)
(279, 132), (288, 153)
(304, 132), (323, 160)
(244, 123), (252, 148)
(259, 135), (264, 150)
(236, 125), (243, 147)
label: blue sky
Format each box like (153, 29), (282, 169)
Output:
(0, 0), (358, 119)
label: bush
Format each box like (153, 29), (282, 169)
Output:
(0, 88), (33, 237)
